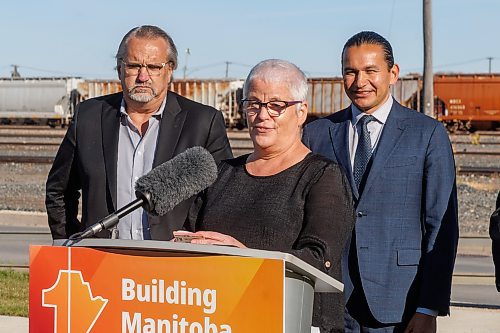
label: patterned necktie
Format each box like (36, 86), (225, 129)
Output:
(353, 115), (375, 190)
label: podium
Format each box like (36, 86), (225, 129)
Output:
(29, 239), (342, 333)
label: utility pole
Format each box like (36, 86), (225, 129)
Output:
(487, 57), (493, 73)
(10, 64), (21, 78)
(183, 48), (190, 79)
(225, 61), (231, 78)
(423, 0), (434, 117)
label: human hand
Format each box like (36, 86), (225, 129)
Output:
(403, 313), (436, 333)
(172, 231), (204, 243)
(188, 231), (247, 248)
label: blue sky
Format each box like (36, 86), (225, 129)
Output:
(0, 0), (498, 79)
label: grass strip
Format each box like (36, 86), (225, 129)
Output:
(0, 269), (29, 317)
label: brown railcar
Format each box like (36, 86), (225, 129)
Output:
(434, 74), (500, 131)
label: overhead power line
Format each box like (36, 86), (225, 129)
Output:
(186, 61), (252, 77)
(404, 57), (499, 72)
(434, 57), (496, 70)
(0, 64), (114, 78)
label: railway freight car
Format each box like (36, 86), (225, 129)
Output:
(0, 77), (83, 127)
(77, 77), (420, 128)
(0, 76), (421, 129)
(170, 79), (245, 129)
(73, 78), (247, 129)
(434, 74), (500, 131)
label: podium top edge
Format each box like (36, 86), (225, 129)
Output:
(52, 239), (342, 293)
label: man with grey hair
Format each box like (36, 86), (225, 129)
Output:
(46, 25), (232, 241)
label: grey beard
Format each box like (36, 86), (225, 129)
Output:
(127, 86), (157, 103)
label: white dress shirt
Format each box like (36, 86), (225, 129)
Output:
(348, 96), (393, 171)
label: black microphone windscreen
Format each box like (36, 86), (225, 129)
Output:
(134, 146), (218, 216)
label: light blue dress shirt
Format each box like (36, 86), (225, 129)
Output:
(116, 97), (166, 240)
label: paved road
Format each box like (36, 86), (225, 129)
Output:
(1, 215), (499, 307)
(450, 255), (499, 307)
(454, 255), (495, 275)
(3, 307), (500, 333)
(0, 225), (51, 266)
(452, 284), (500, 307)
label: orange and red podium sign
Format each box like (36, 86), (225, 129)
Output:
(29, 245), (284, 333)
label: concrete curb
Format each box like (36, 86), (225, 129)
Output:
(2, 307), (500, 332)
(458, 237), (492, 256)
(0, 210), (49, 229)
(0, 315), (28, 331)
(437, 306), (500, 332)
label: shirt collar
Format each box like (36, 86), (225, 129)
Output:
(351, 95), (393, 126)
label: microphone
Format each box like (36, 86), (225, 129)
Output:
(70, 146), (218, 240)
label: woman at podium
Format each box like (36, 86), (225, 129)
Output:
(183, 59), (355, 333)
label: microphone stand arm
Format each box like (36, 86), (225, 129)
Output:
(69, 193), (150, 240)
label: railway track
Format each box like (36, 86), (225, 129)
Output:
(0, 125), (63, 131)
(453, 150), (500, 156)
(0, 132), (64, 139)
(0, 154), (498, 173)
(0, 155), (55, 163)
(1, 140), (499, 150)
(0, 128), (498, 170)
(0, 128), (500, 149)
(0, 126), (499, 137)
(456, 166), (500, 174)
(452, 141), (500, 146)
(0, 140), (61, 146)
(451, 131), (500, 137)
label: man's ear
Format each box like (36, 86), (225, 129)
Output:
(389, 63), (400, 85)
(117, 64), (122, 81)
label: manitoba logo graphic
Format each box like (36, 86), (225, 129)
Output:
(42, 270), (108, 333)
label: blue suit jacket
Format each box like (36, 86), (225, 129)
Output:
(303, 100), (459, 323)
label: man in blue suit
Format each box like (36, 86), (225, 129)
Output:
(303, 31), (458, 332)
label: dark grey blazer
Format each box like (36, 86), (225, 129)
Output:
(303, 100), (459, 325)
(46, 91), (232, 240)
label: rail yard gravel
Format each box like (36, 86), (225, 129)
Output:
(0, 161), (498, 236)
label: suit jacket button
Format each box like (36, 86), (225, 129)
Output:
(357, 211), (364, 217)
(324, 261), (331, 269)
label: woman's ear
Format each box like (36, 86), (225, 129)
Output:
(297, 101), (308, 126)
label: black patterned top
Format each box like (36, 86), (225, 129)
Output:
(186, 153), (355, 331)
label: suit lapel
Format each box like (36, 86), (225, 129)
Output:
(153, 91), (186, 167)
(331, 117), (358, 198)
(361, 101), (407, 198)
(101, 94), (122, 211)
(328, 107), (358, 198)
